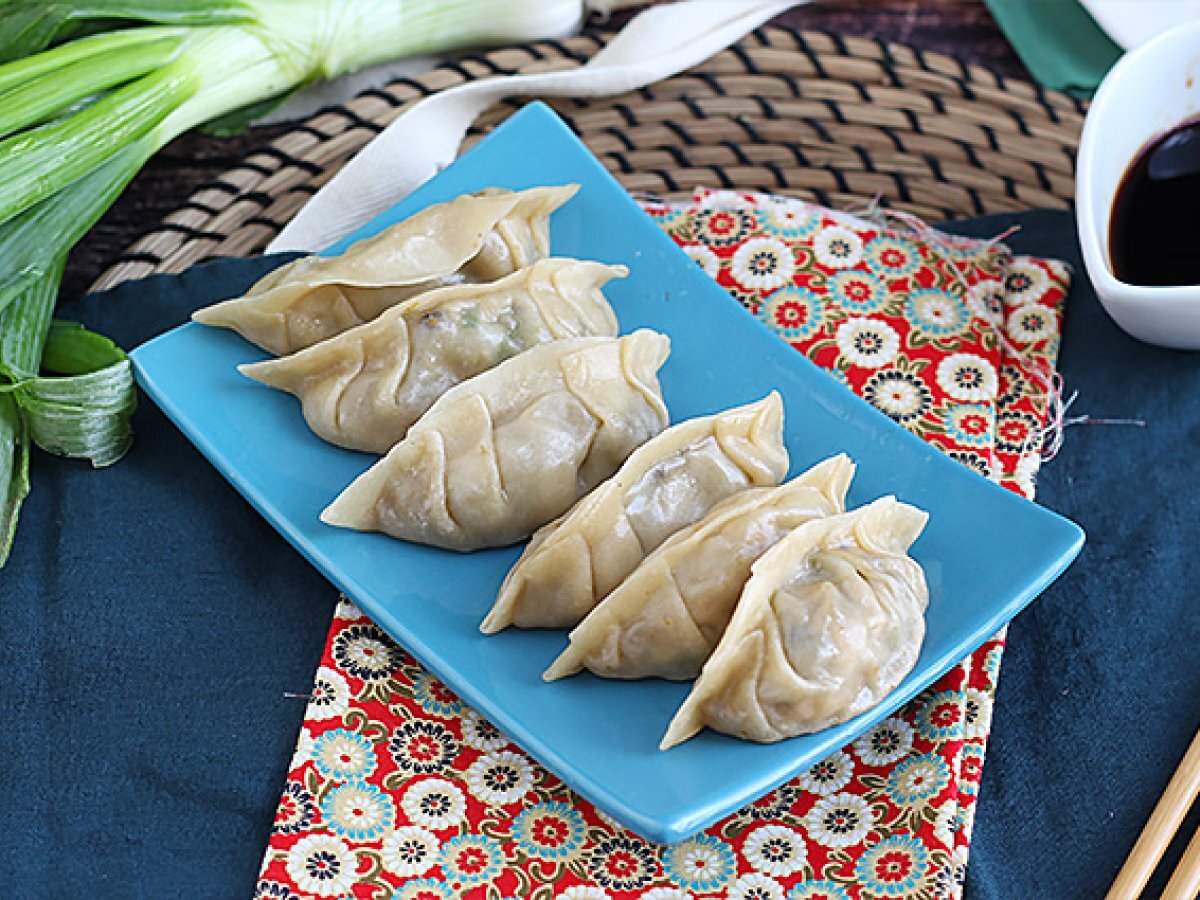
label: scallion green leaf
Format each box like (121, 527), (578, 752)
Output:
(0, 258), (62, 382)
(0, 30), (186, 138)
(18, 355), (136, 468)
(0, 392), (30, 566)
(0, 1), (254, 64)
(0, 66), (196, 228)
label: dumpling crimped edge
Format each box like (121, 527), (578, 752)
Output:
(660, 495), (928, 750)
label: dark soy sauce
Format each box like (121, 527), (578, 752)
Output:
(1110, 117), (1200, 286)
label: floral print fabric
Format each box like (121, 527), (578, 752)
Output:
(257, 189), (1069, 899)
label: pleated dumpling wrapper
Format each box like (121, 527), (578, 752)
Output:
(660, 496), (930, 749)
(544, 454), (855, 682)
(321, 330), (670, 551)
(481, 393), (789, 634)
(238, 259), (624, 453)
(192, 185), (577, 354)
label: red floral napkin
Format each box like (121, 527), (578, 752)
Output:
(256, 189), (1069, 899)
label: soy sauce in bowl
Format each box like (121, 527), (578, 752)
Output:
(1109, 117), (1200, 287)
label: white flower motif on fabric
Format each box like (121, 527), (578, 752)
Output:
(836, 317), (900, 368)
(830, 270), (887, 313)
(865, 236), (921, 280)
(763, 197), (811, 219)
(853, 717), (915, 766)
(284, 834), (357, 897)
(863, 370), (932, 422)
(312, 729), (376, 781)
(587, 835), (657, 891)
(511, 802), (586, 861)
(1005, 302), (1056, 344)
(665, 835), (735, 892)
(887, 753), (951, 804)
(1004, 259), (1049, 303)
(401, 778), (466, 830)
(557, 887), (611, 900)
(731, 236), (795, 291)
(996, 410), (1043, 455)
(962, 687), (994, 740)
(796, 749), (854, 795)
(387, 719), (458, 775)
(908, 290), (968, 337)
(936, 353), (998, 403)
(742, 824), (807, 877)
(307, 666), (350, 722)
(945, 403), (995, 449)
(806, 792), (873, 849)
(854, 834), (931, 896)
(698, 189), (757, 210)
(933, 799), (961, 849)
(464, 750), (534, 806)
(692, 208), (757, 247)
(729, 872), (785, 900)
(440, 834), (502, 886)
(460, 710), (508, 752)
(321, 782), (394, 841)
(934, 860), (968, 900)
(332, 624), (399, 682)
(682, 244), (721, 280)
(966, 280), (1005, 326)
(381, 825), (439, 877)
(760, 197), (819, 238)
(813, 225), (864, 270)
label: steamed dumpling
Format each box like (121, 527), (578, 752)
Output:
(321, 331), (670, 551)
(661, 497), (929, 749)
(482, 393), (789, 634)
(544, 455), (855, 682)
(238, 259), (624, 453)
(193, 185), (577, 354)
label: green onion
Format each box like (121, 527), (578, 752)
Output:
(0, 393), (30, 566)
(18, 323), (137, 468)
(0, 67), (196, 227)
(0, 29), (188, 138)
(0, 260), (61, 567)
(0, 1), (254, 64)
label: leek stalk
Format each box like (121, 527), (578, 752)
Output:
(0, 0), (587, 566)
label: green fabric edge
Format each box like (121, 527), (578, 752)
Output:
(984, 0), (1123, 96)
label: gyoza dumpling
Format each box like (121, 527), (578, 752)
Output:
(661, 497), (929, 749)
(481, 393), (789, 634)
(544, 455), (854, 681)
(193, 185), (576, 354)
(321, 330), (670, 551)
(238, 259), (624, 453)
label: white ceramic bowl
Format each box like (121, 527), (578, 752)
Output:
(1076, 20), (1200, 349)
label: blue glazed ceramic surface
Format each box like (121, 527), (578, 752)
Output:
(131, 102), (1083, 844)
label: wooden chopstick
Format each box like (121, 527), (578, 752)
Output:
(1161, 825), (1200, 900)
(1106, 727), (1200, 900)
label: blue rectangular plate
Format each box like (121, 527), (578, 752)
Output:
(131, 102), (1084, 844)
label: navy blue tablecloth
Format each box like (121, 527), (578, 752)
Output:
(2, 211), (1196, 898)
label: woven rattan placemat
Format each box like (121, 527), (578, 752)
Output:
(93, 26), (1083, 292)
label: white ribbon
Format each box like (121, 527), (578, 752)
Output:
(269, 0), (805, 253)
